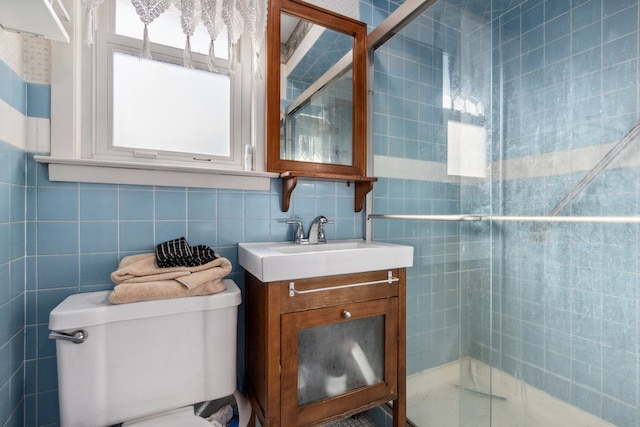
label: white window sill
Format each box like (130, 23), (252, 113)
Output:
(34, 156), (279, 190)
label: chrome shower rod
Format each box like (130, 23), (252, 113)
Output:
(367, 214), (640, 224)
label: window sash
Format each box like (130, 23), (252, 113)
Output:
(48, 0), (271, 191)
(95, 32), (244, 168)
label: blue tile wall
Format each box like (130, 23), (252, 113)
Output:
(22, 154), (364, 426)
(0, 60), (26, 115)
(496, 0), (639, 161)
(286, 29), (353, 99)
(372, 26), (445, 164)
(25, 84), (50, 119)
(0, 140), (25, 427)
(474, 170), (640, 426)
(488, 1), (640, 425)
(368, 0), (483, 378)
(0, 50), (35, 426)
(373, 178), (468, 374)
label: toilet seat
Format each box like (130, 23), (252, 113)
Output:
(122, 406), (211, 427)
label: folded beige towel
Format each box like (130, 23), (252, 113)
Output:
(111, 253), (230, 289)
(109, 252), (232, 304)
(110, 278), (226, 304)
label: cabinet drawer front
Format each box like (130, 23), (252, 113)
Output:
(279, 269), (400, 313)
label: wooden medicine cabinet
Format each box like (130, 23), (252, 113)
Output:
(266, 0), (376, 211)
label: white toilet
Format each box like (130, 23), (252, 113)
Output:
(48, 279), (241, 427)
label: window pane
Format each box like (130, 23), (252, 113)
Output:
(112, 51), (231, 157)
(115, 0), (229, 59)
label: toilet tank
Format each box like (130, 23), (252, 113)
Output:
(49, 279), (241, 427)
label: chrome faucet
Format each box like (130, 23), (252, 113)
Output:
(286, 216), (333, 244)
(308, 215), (332, 244)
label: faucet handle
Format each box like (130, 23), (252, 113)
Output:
(318, 216), (334, 227)
(285, 219), (307, 244)
(313, 215), (330, 224)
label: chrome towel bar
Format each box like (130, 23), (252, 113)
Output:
(289, 271), (399, 297)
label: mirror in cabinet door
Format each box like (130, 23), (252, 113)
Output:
(280, 18), (354, 167)
(266, 0), (368, 177)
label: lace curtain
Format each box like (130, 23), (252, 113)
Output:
(82, 0), (267, 76)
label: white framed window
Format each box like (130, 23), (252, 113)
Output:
(95, 33), (240, 166)
(43, 0), (273, 190)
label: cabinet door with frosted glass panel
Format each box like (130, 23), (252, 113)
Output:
(281, 298), (398, 425)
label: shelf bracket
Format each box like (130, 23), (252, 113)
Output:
(279, 172), (376, 212)
(354, 180), (375, 212)
(281, 174), (298, 212)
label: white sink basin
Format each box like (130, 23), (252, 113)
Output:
(238, 239), (414, 282)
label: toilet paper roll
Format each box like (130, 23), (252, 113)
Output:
(324, 373), (348, 397)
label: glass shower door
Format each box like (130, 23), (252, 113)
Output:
(369, 0), (640, 426)
(369, 0), (494, 425)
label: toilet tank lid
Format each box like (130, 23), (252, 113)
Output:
(48, 279), (241, 331)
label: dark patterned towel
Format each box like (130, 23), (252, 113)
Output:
(155, 237), (217, 268)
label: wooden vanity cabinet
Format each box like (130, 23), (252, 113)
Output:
(245, 268), (406, 427)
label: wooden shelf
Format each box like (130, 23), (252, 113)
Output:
(279, 172), (377, 212)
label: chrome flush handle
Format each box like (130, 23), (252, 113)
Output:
(49, 329), (88, 344)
